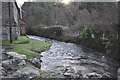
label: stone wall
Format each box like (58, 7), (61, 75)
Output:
(0, 1), (2, 41)
(28, 25), (63, 40)
(2, 2), (20, 40)
(27, 25), (81, 43)
(2, 27), (19, 40)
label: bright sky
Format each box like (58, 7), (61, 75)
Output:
(16, 0), (29, 7)
(62, 0), (72, 5)
(16, 0), (119, 7)
(16, 0), (73, 7)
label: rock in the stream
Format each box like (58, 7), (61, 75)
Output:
(65, 68), (75, 73)
(64, 69), (82, 78)
(29, 58), (41, 68)
(83, 72), (102, 78)
(64, 72), (72, 77)
(64, 68), (75, 77)
(102, 72), (111, 78)
(118, 68), (120, 80)
(72, 70), (82, 78)
(34, 63), (41, 69)
(67, 53), (72, 56)
(8, 66), (41, 79)
(6, 52), (27, 62)
(31, 58), (39, 64)
(18, 60), (26, 66)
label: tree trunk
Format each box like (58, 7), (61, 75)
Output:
(8, 2), (12, 43)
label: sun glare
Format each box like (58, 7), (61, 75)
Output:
(62, 0), (72, 5)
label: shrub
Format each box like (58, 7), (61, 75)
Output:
(103, 34), (119, 60)
(80, 25), (104, 52)
(80, 25), (102, 40)
(80, 25), (119, 60)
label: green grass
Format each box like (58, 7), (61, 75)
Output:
(2, 36), (51, 59)
(14, 36), (30, 44)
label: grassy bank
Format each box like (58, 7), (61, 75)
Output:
(1, 36), (51, 59)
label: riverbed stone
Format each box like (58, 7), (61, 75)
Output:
(67, 53), (72, 56)
(118, 68), (120, 80)
(64, 68), (75, 77)
(34, 62), (41, 69)
(64, 72), (71, 77)
(72, 70), (82, 78)
(83, 72), (102, 78)
(65, 68), (75, 73)
(102, 72), (111, 78)
(8, 66), (41, 79)
(29, 58), (41, 68)
(31, 58), (39, 64)
(18, 60), (26, 66)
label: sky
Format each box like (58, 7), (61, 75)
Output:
(16, 0), (29, 7)
(16, 0), (71, 7)
(16, 0), (119, 7)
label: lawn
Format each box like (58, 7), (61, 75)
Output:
(1, 36), (51, 59)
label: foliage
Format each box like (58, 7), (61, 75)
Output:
(2, 36), (51, 59)
(80, 25), (119, 60)
(80, 25), (102, 40)
(103, 34), (118, 59)
(80, 25), (104, 52)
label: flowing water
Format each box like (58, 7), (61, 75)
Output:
(28, 35), (119, 78)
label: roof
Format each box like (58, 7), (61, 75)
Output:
(14, 2), (20, 14)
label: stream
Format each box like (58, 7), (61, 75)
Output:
(28, 35), (119, 78)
